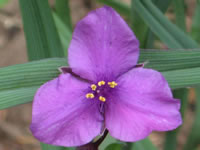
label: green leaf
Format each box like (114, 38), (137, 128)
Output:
(183, 87), (200, 150)
(163, 67), (200, 89)
(53, 12), (72, 56)
(0, 86), (38, 110)
(105, 143), (123, 150)
(1, 49), (200, 109)
(0, 58), (66, 110)
(139, 49), (200, 72)
(19, 0), (64, 60)
(98, 0), (130, 16)
(55, 0), (72, 31)
(153, 0), (172, 12)
(0, 58), (66, 91)
(0, 0), (9, 8)
(164, 130), (178, 150)
(0, 48), (200, 109)
(99, 134), (117, 150)
(19, 0), (66, 149)
(131, 1), (148, 48)
(40, 143), (74, 150)
(144, 0), (172, 48)
(191, 0), (200, 43)
(173, 0), (186, 31)
(132, 138), (157, 150)
(133, 0), (199, 48)
(164, 89), (188, 150)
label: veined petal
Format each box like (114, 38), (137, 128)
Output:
(68, 6), (139, 81)
(105, 68), (182, 142)
(31, 74), (103, 147)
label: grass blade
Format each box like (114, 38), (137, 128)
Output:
(183, 87), (200, 150)
(164, 89), (188, 150)
(0, 58), (66, 91)
(55, 0), (72, 30)
(144, 0), (172, 48)
(131, 0), (148, 48)
(1, 51), (200, 109)
(191, 0), (200, 43)
(132, 138), (157, 150)
(0, 86), (38, 110)
(53, 13), (72, 56)
(19, 0), (66, 149)
(0, 0), (9, 8)
(163, 67), (200, 89)
(173, 0), (186, 31)
(40, 143), (74, 150)
(98, 0), (130, 16)
(139, 49), (200, 72)
(133, 0), (199, 48)
(99, 134), (117, 150)
(19, 0), (64, 60)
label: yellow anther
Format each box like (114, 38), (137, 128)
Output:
(108, 81), (118, 88)
(91, 84), (97, 91)
(98, 81), (106, 86)
(99, 96), (106, 102)
(86, 93), (95, 99)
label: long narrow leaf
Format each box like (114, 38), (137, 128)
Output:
(144, 0), (172, 48)
(133, 0), (199, 48)
(19, 0), (66, 149)
(173, 0), (186, 31)
(0, 0), (9, 7)
(164, 89), (188, 150)
(132, 138), (157, 150)
(0, 86), (38, 110)
(183, 87), (200, 150)
(1, 56), (200, 109)
(191, 0), (200, 43)
(0, 49), (199, 92)
(53, 13), (72, 56)
(99, 134), (117, 150)
(55, 0), (72, 30)
(40, 143), (74, 150)
(131, 0), (148, 48)
(19, 0), (64, 60)
(0, 58), (66, 91)
(153, 0), (172, 12)
(98, 0), (130, 16)
(139, 49), (200, 71)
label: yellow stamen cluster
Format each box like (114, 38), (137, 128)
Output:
(98, 81), (105, 86)
(86, 93), (94, 99)
(85, 81), (118, 102)
(108, 81), (118, 88)
(99, 96), (106, 102)
(91, 84), (97, 91)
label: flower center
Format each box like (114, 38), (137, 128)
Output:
(85, 80), (118, 102)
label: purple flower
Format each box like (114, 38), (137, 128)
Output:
(30, 6), (182, 147)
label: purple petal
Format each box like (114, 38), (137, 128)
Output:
(68, 6), (139, 81)
(31, 74), (103, 147)
(105, 68), (182, 142)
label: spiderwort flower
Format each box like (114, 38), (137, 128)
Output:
(30, 6), (182, 147)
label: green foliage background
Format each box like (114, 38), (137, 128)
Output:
(0, 0), (200, 149)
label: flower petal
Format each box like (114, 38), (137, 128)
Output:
(105, 68), (182, 142)
(68, 6), (139, 81)
(31, 74), (103, 147)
